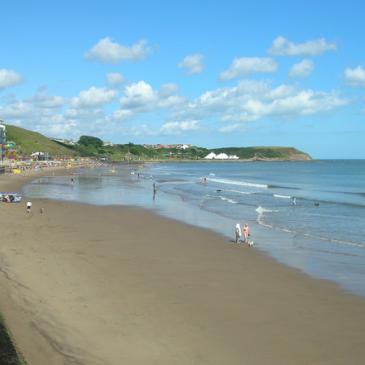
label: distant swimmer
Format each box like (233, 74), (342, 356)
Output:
(314, 202), (320, 207)
(153, 183), (157, 200)
(71, 177), (75, 184)
(216, 189), (222, 193)
(202, 177), (207, 184)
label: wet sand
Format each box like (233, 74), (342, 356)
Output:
(1, 171), (365, 364)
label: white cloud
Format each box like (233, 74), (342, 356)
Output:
(344, 66), (365, 87)
(178, 54), (204, 75)
(220, 57), (277, 80)
(106, 72), (125, 85)
(120, 81), (184, 112)
(0, 69), (23, 89)
(112, 109), (134, 121)
(160, 120), (200, 134)
(175, 80), (347, 126)
(269, 36), (336, 56)
(289, 59), (314, 78)
(71, 86), (117, 108)
(85, 37), (151, 64)
(159, 83), (178, 97)
(30, 87), (65, 108)
(219, 124), (246, 133)
(121, 81), (157, 109)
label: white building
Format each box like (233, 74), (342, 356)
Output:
(0, 122), (6, 145)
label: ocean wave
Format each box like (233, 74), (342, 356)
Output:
(209, 178), (268, 189)
(226, 189), (253, 195)
(273, 194), (291, 199)
(255, 206), (279, 228)
(219, 196), (238, 204)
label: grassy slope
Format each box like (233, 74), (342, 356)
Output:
(211, 146), (311, 159)
(6, 125), (75, 156)
(4, 125), (311, 160)
(0, 315), (24, 365)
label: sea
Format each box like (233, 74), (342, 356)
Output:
(23, 160), (365, 296)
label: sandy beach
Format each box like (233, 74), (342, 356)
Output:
(1, 170), (365, 365)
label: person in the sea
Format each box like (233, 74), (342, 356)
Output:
(153, 183), (157, 200)
(235, 223), (242, 244)
(291, 197), (297, 206)
(242, 223), (250, 244)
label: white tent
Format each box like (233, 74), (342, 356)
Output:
(204, 152), (217, 159)
(216, 153), (229, 160)
(228, 155), (239, 160)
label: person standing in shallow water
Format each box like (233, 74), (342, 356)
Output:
(235, 223), (242, 244)
(242, 223), (250, 244)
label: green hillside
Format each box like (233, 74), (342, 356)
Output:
(211, 146), (311, 160)
(6, 125), (75, 156)
(3, 125), (311, 161)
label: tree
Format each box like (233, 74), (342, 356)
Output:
(78, 135), (103, 148)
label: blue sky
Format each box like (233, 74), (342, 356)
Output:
(0, 0), (364, 158)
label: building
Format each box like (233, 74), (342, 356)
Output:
(0, 121), (6, 162)
(103, 141), (114, 147)
(0, 121), (6, 145)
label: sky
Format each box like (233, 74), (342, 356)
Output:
(0, 0), (364, 158)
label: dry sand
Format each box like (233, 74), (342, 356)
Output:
(0, 171), (365, 365)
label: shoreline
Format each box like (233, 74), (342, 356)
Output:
(1, 170), (365, 364)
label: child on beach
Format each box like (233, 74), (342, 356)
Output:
(26, 201), (32, 213)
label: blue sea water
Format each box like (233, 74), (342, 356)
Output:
(23, 160), (365, 296)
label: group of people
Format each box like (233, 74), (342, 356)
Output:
(235, 223), (253, 246)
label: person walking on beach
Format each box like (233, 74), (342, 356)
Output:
(235, 223), (242, 244)
(242, 223), (250, 244)
(26, 201), (32, 213)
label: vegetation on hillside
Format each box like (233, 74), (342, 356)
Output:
(0, 315), (25, 365)
(6, 125), (74, 156)
(211, 146), (310, 159)
(4, 125), (311, 161)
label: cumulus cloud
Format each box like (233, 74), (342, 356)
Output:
(289, 59), (314, 78)
(219, 124), (246, 133)
(160, 120), (200, 134)
(30, 87), (65, 108)
(106, 72), (125, 85)
(220, 57), (277, 80)
(71, 86), (117, 108)
(344, 66), (365, 87)
(120, 81), (184, 112)
(269, 36), (336, 56)
(85, 37), (151, 64)
(175, 80), (347, 127)
(178, 54), (204, 75)
(0, 69), (23, 89)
